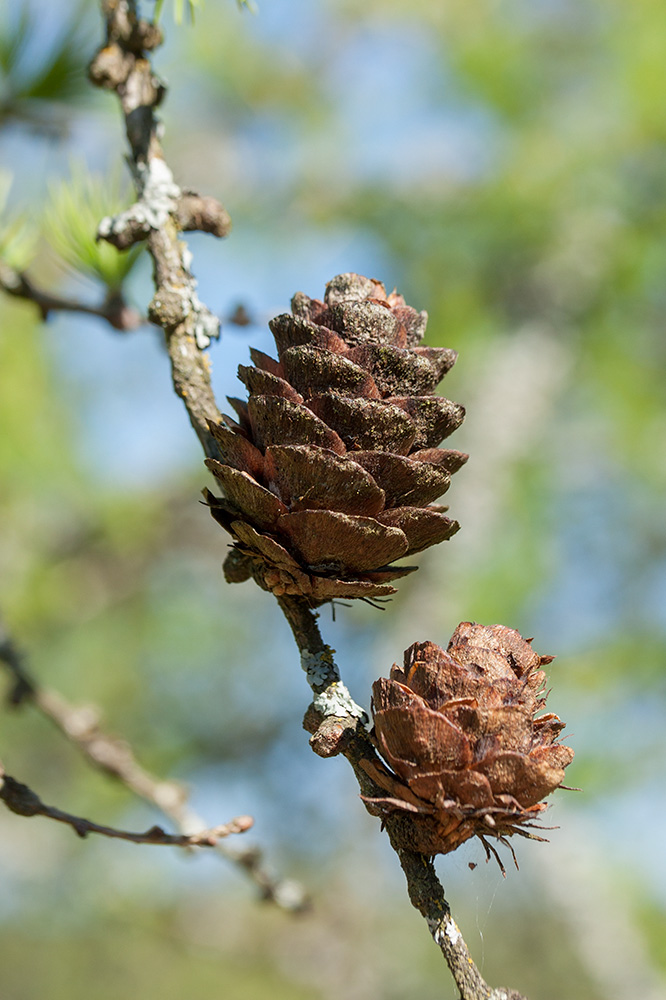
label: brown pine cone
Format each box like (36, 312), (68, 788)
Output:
(204, 273), (467, 604)
(362, 623), (574, 865)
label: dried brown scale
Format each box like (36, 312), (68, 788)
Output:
(205, 273), (467, 604)
(363, 623), (574, 861)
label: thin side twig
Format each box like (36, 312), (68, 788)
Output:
(0, 616), (309, 911)
(0, 763), (251, 847)
(0, 258), (141, 330)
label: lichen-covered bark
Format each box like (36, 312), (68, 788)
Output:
(88, 0), (228, 458)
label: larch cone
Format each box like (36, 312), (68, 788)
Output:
(362, 623), (574, 867)
(205, 273), (467, 605)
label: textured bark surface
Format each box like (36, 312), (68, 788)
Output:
(89, 0), (229, 459)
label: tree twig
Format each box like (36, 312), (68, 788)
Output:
(0, 258), (141, 331)
(396, 849), (527, 1000)
(0, 763), (251, 846)
(277, 595), (366, 720)
(0, 616), (309, 911)
(88, 0), (230, 460)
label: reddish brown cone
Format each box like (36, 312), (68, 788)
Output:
(205, 273), (467, 604)
(363, 623), (574, 863)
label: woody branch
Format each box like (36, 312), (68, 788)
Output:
(86, 4), (529, 998)
(0, 763), (251, 847)
(88, 0), (230, 459)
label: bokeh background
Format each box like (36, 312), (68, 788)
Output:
(1, 1), (666, 998)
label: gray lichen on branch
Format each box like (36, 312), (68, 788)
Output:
(98, 157), (180, 243)
(277, 595), (367, 719)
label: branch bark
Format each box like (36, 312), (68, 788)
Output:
(277, 595), (367, 720)
(396, 849), (526, 1000)
(88, 0), (230, 460)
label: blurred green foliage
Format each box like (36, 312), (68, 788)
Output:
(151, 0), (255, 27)
(0, 1), (92, 131)
(45, 162), (143, 292)
(1, 1), (666, 999)
(152, 0), (203, 26)
(0, 173), (38, 270)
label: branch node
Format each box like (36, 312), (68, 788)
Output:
(88, 43), (134, 90)
(177, 192), (232, 238)
(0, 769), (42, 817)
(305, 712), (351, 758)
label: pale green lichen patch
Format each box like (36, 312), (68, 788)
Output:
(300, 646), (339, 689)
(313, 681), (366, 720)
